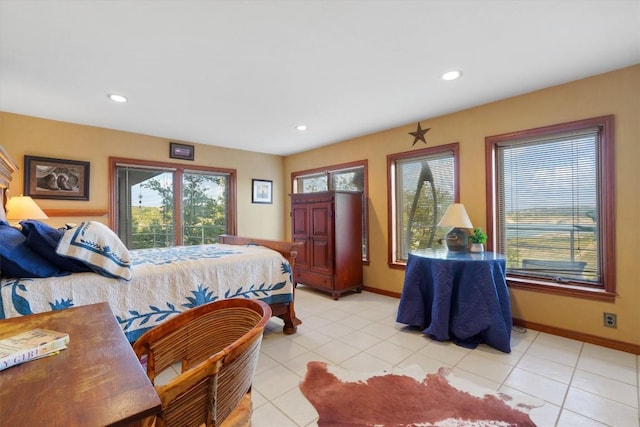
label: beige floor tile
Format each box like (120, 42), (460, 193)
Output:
(556, 409), (609, 426)
(397, 350), (453, 374)
(253, 364), (301, 401)
(341, 351), (395, 372)
(252, 402), (299, 427)
(456, 352), (514, 383)
(261, 336), (310, 361)
(526, 335), (582, 367)
(289, 328), (334, 350)
(313, 321), (355, 339)
(516, 352), (576, 384)
(563, 387), (639, 427)
(271, 387), (319, 427)
(385, 329), (430, 352)
(336, 329), (382, 351)
(312, 339), (361, 364)
(282, 350), (331, 378)
(572, 369), (638, 408)
(577, 350), (638, 386)
(503, 367), (569, 406)
(419, 339), (471, 365)
(364, 340), (415, 365)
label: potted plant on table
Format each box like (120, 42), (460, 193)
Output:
(469, 228), (487, 252)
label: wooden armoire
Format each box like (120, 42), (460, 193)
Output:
(290, 190), (363, 300)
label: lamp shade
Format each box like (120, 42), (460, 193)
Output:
(6, 195), (48, 220)
(438, 203), (472, 228)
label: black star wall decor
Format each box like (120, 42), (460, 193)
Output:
(409, 122), (431, 146)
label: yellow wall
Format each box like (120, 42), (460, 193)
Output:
(0, 112), (286, 239)
(1, 65), (638, 347)
(285, 65), (640, 347)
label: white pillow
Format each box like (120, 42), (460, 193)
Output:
(56, 221), (133, 280)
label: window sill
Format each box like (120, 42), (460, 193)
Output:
(507, 277), (616, 302)
(389, 261), (407, 270)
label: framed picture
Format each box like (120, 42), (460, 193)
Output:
(169, 142), (195, 161)
(24, 156), (90, 200)
(252, 179), (273, 204)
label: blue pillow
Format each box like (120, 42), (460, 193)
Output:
(0, 221), (64, 278)
(56, 221), (133, 281)
(20, 220), (91, 273)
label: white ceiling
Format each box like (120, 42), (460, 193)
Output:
(1, 1), (639, 156)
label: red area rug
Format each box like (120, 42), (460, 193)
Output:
(300, 361), (543, 427)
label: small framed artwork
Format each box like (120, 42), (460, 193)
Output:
(252, 179), (273, 204)
(169, 142), (195, 161)
(24, 155), (90, 200)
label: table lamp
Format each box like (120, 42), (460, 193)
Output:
(6, 195), (48, 223)
(438, 203), (472, 252)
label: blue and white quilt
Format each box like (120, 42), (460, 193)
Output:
(0, 243), (293, 342)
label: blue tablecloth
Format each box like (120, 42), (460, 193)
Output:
(396, 250), (512, 353)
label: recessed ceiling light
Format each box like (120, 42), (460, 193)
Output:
(107, 93), (128, 103)
(441, 70), (463, 81)
(296, 125), (307, 131)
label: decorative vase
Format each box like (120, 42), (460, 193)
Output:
(470, 243), (484, 253)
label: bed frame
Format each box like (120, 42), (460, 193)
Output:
(219, 234), (302, 334)
(0, 145), (301, 334)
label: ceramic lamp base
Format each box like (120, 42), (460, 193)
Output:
(445, 228), (468, 252)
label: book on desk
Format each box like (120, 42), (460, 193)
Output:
(0, 328), (69, 371)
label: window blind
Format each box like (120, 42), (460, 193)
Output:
(496, 127), (600, 282)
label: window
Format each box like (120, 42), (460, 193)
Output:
(291, 161), (368, 260)
(293, 163), (365, 193)
(110, 158), (236, 249)
(388, 143), (459, 265)
(486, 116), (615, 300)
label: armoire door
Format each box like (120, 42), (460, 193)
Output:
(309, 201), (333, 275)
(291, 203), (310, 271)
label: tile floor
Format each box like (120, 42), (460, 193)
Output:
(160, 286), (640, 426)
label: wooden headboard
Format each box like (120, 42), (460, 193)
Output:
(0, 144), (18, 220)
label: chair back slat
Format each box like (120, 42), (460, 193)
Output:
(133, 298), (271, 427)
(161, 378), (210, 427)
(216, 337), (262, 422)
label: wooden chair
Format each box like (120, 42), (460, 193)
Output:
(133, 298), (272, 427)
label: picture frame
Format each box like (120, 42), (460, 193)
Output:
(24, 155), (90, 200)
(169, 142), (195, 161)
(252, 179), (273, 204)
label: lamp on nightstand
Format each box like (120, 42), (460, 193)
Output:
(6, 195), (48, 222)
(438, 203), (472, 252)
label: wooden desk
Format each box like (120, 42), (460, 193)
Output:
(0, 302), (161, 426)
(396, 250), (512, 353)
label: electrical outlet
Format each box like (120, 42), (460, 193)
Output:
(603, 312), (617, 328)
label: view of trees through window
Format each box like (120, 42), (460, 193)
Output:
(127, 170), (175, 248)
(391, 146), (457, 262)
(295, 166), (364, 193)
(399, 158), (455, 255)
(181, 172), (228, 246)
(115, 163), (230, 249)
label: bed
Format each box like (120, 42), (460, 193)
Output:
(0, 148), (301, 342)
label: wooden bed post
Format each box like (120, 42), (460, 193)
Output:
(0, 145), (19, 221)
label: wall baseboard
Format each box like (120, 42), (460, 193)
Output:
(363, 286), (639, 355)
(512, 318), (640, 355)
(362, 286), (400, 299)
